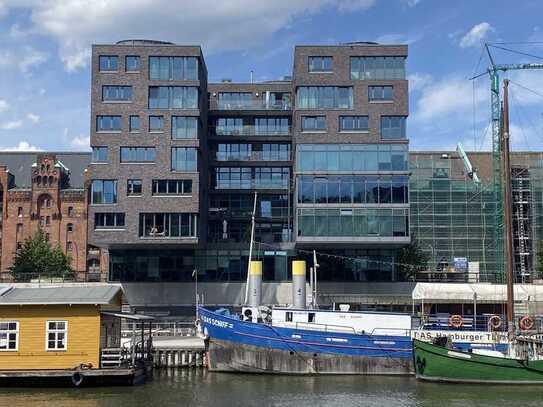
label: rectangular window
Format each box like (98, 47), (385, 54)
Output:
(127, 179), (142, 196)
(308, 56), (332, 72)
(139, 213), (198, 238)
(96, 115), (121, 131)
(350, 56), (406, 80)
(102, 85), (132, 101)
(152, 179), (192, 195)
(255, 117), (289, 135)
(171, 147), (197, 171)
(149, 115), (164, 132)
(91, 180), (118, 204)
(381, 116), (406, 139)
(99, 55), (118, 71)
(149, 86), (198, 109)
(216, 117), (244, 135)
(46, 321), (67, 351)
(125, 55), (140, 72)
(369, 86), (393, 101)
(301, 116), (326, 131)
(149, 56), (198, 80)
(296, 87), (353, 109)
(92, 147), (108, 163)
(129, 115), (140, 132)
(339, 116), (369, 132)
(218, 93), (253, 109)
(120, 147), (156, 163)
(216, 143), (252, 161)
(0, 321), (18, 351)
(95, 213), (125, 229)
(172, 116), (198, 139)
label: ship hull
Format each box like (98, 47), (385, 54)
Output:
(200, 307), (413, 375)
(413, 339), (543, 384)
(208, 338), (412, 374)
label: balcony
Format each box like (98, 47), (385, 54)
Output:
(215, 151), (291, 162)
(210, 125), (291, 137)
(212, 100), (292, 111)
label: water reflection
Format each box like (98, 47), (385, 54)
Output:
(0, 370), (541, 407)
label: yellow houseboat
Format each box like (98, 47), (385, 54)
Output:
(0, 284), (154, 387)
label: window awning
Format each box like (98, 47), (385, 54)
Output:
(412, 283), (543, 304)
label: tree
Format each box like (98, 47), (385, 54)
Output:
(10, 229), (74, 281)
(395, 237), (430, 281)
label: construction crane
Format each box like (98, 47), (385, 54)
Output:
(472, 43), (543, 281)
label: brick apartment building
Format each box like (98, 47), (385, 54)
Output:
(0, 153), (91, 280)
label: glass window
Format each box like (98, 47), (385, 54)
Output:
(302, 116), (326, 131)
(127, 179), (142, 196)
(255, 117), (289, 135)
(120, 147), (156, 163)
(0, 321), (18, 351)
(350, 56), (405, 80)
(149, 57), (198, 80)
(308, 56), (333, 72)
(296, 87), (353, 109)
(99, 56), (118, 71)
(96, 115), (121, 131)
(172, 116), (198, 139)
(152, 179), (192, 195)
(129, 115), (140, 132)
(149, 86), (198, 109)
(46, 321), (67, 351)
(95, 213), (125, 228)
(102, 85), (132, 101)
(218, 93), (253, 109)
(149, 115), (164, 131)
(369, 86), (393, 101)
(217, 117), (244, 135)
(139, 213), (197, 238)
(92, 147), (108, 163)
(381, 116), (406, 139)
(171, 147), (197, 171)
(91, 180), (117, 204)
(339, 116), (368, 131)
(125, 55), (140, 72)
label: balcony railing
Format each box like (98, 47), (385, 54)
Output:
(215, 151), (291, 162)
(210, 125), (291, 137)
(214, 100), (292, 111)
(215, 180), (289, 190)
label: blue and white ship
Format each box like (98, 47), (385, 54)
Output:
(199, 260), (508, 374)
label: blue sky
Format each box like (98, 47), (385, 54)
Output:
(0, 0), (543, 152)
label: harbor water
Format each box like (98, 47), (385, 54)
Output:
(1, 370), (542, 407)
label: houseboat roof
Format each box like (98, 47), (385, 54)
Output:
(0, 285), (122, 305)
(413, 283), (543, 303)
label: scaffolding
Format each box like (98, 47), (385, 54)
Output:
(409, 151), (543, 283)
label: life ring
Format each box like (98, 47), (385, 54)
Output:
(71, 371), (84, 387)
(488, 315), (502, 330)
(448, 314), (463, 329)
(520, 316), (535, 331)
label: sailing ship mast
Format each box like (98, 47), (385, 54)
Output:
(244, 191), (258, 305)
(502, 79), (515, 339)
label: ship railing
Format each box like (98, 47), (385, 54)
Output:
(369, 327), (412, 337)
(422, 313), (511, 332)
(288, 321), (357, 335)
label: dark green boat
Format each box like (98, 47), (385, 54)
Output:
(413, 338), (543, 384)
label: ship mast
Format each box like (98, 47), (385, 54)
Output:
(244, 191), (258, 305)
(502, 79), (515, 339)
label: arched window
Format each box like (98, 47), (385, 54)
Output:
(48, 176), (54, 185)
(67, 223), (74, 233)
(36, 176), (41, 186)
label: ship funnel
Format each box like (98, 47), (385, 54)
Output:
(292, 260), (307, 308)
(248, 261), (262, 307)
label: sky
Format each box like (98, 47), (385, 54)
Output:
(0, 0), (543, 152)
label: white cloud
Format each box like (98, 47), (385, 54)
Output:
(26, 113), (40, 123)
(18, 47), (48, 73)
(408, 73), (433, 92)
(0, 100), (8, 113)
(375, 32), (423, 45)
(459, 22), (493, 48)
(412, 76), (487, 123)
(0, 120), (22, 130)
(402, 0), (420, 6)
(1, 141), (42, 151)
(69, 134), (90, 150)
(0, 0), (378, 71)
